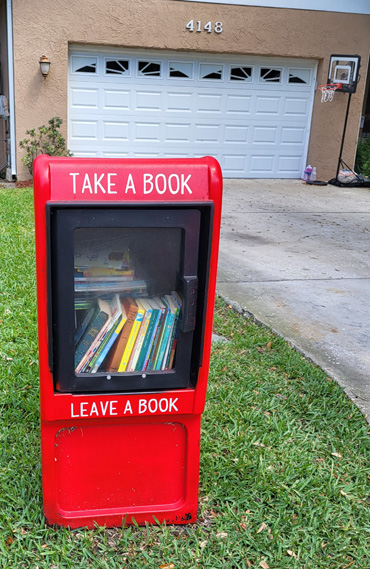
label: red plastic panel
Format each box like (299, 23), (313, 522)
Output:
(48, 158), (210, 202)
(55, 422), (187, 515)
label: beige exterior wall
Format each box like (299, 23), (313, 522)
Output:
(12, 0), (370, 180)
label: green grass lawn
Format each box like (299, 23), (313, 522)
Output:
(1, 188), (370, 568)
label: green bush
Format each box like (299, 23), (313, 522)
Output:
(355, 138), (370, 177)
(19, 116), (72, 176)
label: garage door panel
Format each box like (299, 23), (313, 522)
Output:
(222, 154), (248, 173)
(134, 122), (162, 142)
(224, 125), (249, 143)
(283, 97), (310, 116)
(196, 93), (223, 113)
(194, 124), (221, 143)
(255, 96), (281, 115)
(102, 151), (130, 158)
(70, 88), (99, 109)
(164, 123), (192, 142)
(70, 120), (99, 140)
(225, 94), (252, 115)
(102, 121), (130, 141)
(135, 91), (162, 111)
(103, 90), (131, 110)
(167, 92), (193, 112)
(250, 154), (275, 174)
(69, 49), (315, 178)
(281, 126), (305, 144)
(278, 155), (303, 174)
(252, 126), (278, 144)
(72, 150), (99, 157)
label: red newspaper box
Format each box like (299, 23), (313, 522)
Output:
(33, 155), (222, 528)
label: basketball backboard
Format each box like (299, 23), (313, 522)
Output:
(328, 55), (361, 93)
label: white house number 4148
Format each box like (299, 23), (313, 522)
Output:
(186, 20), (223, 33)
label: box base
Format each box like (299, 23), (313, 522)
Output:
(41, 415), (201, 528)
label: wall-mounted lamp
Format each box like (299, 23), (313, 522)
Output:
(39, 55), (51, 78)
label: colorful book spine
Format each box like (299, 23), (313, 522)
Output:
(128, 301), (152, 371)
(154, 309), (174, 370)
(164, 292), (182, 370)
(74, 302), (110, 369)
(91, 314), (127, 373)
(106, 299), (137, 373)
(118, 304), (145, 372)
(75, 306), (95, 346)
(76, 313), (112, 373)
(135, 305), (160, 371)
(165, 312), (180, 370)
(161, 310), (178, 370)
(146, 306), (166, 371)
(85, 294), (122, 372)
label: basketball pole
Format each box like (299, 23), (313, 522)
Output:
(335, 92), (353, 181)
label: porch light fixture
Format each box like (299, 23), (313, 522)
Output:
(39, 55), (51, 78)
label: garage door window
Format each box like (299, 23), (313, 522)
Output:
(105, 59), (130, 76)
(169, 62), (193, 79)
(138, 61), (161, 77)
(288, 68), (311, 84)
(230, 66), (253, 81)
(72, 56), (97, 74)
(260, 67), (282, 83)
(200, 64), (223, 80)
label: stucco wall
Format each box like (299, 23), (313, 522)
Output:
(12, 0), (370, 180)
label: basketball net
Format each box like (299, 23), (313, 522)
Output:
(318, 83), (342, 103)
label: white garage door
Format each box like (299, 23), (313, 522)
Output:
(68, 48), (316, 178)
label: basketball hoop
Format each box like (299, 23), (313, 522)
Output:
(318, 83), (342, 103)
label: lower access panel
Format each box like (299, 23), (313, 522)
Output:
(43, 416), (201, 527)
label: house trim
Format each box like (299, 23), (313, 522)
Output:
(177, 0), (370, 15)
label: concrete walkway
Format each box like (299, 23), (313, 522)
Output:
(217, 179), (370, 421)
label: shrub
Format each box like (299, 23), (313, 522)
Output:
(355, 138), (370, 177)
(19, 116), (72, 176)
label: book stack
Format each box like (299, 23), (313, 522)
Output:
(74, 245), (147, 310)
(74, 292), (182, 374)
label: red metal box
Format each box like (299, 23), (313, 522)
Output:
(33, 155), (222, 528)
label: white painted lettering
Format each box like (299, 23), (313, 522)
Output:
(94, 173), (106, 194)
(109, 401), (118, 416)
(90, 402), (99, 416)
(148, 398), (158, 413)
(82, 173), (93, 194)
(159, 398), (169, 412)
(100, 401), (109, 416)
(168, 174), (180, 194)
(70, 173), (80, 194)
(181, 174), (192, 194)
(169, 397), (179, 412)
(143, 173), (154, 194)
(124, 400), (133, 415)
(71, 402), (79, 418)
(125, 173), (136, 194)
(80, 402), (88, 417)
(155, 174), (167, 194)
(139, 399), (147, 414)
(107, 173), (117, 194)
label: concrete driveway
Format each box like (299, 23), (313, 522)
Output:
(217, 179), (370, 420)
